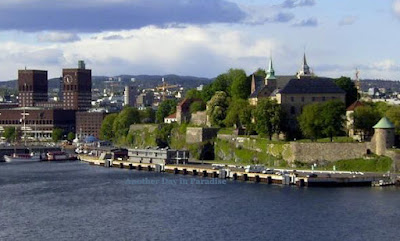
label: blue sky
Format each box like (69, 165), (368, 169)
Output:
(0, 0), (399, 81)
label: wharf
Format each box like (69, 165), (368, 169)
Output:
(79, 156), (393, 187)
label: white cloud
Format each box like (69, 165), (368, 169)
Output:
(0, 26), (280, 80)
(394, 0), (400, 17)
(37, 32), (80, 43)
(338, 16), (358, 26)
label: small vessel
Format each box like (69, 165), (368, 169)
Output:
(47, 151), (69, 161)
(4, 153), (42, 163)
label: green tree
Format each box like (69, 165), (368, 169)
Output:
(67, 132), (75, 141)
(228, 69), (250, 100)
(298, 103), (324, 141)
(156, 99), (178, 123)
(254, 68), (266, 78)
(207, 91), (229, 127)
(99, 113), (118, 141)
(353, 105), (381, 140)
(185, 89), (203, 100)
(3, 127), (16, 142)
(225, 99), (251, 127)
(52, 128), (64, 142)
(155, 123), (175, 148)
(212, 73), (230, 93)
(320, 100), (346, 141)
(334, 76), (358, 107)
(254, 99), (282, 140)
(386, 105), (400, 135)
(189, 101), (206, 113)
(113, 107), (141, 137)
(139, 108), (156, 123)
(201, 84), (215, 102)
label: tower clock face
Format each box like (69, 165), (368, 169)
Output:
(64, 75), (73, 84)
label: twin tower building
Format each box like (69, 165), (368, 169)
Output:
(0, 61), (102, 140)
(18, 60), (91, 110)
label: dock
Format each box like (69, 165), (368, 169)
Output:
(79, 156), (396, 187)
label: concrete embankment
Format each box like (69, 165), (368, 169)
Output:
(79, 156), (394, 187)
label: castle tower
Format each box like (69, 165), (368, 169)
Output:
(265, 57), (277, 90)
(297, 53), (312, 79)
(373, 117), (395, 155)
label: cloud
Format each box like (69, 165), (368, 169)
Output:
(281, 0), (315, 8)
(0, 26), (281, 80)
(394, 0), (400, 17)
(292, 18), (318, 27)
(37, 32), (80, 43)
(338, 16), (358, 26)
(0, 0), (246, 32)
(102, 35), (133, 40)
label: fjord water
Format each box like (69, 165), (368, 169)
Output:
(0, 162), (399, 241)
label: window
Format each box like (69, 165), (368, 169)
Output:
(290, 106), (296, 115)
(301, 97), (305, 102)
(291, 97), (295, 102)
(312, 97), (316, 102)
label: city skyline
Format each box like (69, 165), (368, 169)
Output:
(0, 0), (399, 80)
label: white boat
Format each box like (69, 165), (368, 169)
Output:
(4, 153), (42, 163)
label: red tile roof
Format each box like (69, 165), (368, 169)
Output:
(166, 113), (176, 119)
(347, 100), (364, 111)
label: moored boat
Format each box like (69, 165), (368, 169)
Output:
(4, 153), (42, 163)
(46, 151), (69, 161)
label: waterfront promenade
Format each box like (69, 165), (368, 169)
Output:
(79, 155), (398, 187)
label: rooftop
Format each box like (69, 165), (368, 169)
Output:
(373, 117), (395, 129)
(279, 77), (345, 95)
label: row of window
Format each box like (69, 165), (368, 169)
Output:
(0, 120), (53, 125)
(290, 96), (337, 102)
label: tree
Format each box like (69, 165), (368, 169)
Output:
(254, 68), (266, 78)
(298, 103), (324, 141)
(156, 99), (178, 123)
(139, 108), (156, 123)
(225, 99), (251, 127)
(100, 113), (118, 141)
(212, 73), (230, 93)
(185, 89), (203, 101)
(254, 99), (282, 140)
(320, 100), (346, 141)
(228, 69), (250, 100)
(189, 101), (206, 113)
(386, 105), (400, 135)
(207, 91), (229, 127)
(334, 76), (358, 107)
(113, 107), (141, 137)
(67, 132), (75, 141)
(52, 128), (64, 142)
(353, 105), (381, 140)
(3, 127), (16, 142)
(155, 123), (175, 148)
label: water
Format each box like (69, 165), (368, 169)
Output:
(0, 162), (399, 241)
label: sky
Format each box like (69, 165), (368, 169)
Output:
(0, 0), (399, 81)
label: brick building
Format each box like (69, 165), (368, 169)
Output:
(18, 70), (48, 107)
(76, 111), (106, 139)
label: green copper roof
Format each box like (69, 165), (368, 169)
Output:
(266, 58), (276, 80)
(373, 117), (395, 129)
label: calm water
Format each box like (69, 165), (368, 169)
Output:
(0, 162), (399, 241)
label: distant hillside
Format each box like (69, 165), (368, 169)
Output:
(0, 74), (212, 91)
(361, 79), (400, 92)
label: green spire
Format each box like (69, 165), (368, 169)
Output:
(266, 57), (276, 80)
(373, 117), (395, 129)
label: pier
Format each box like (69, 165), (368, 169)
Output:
(79, 156), (395, 187)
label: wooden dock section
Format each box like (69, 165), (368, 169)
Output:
(79, 156), (392, 187)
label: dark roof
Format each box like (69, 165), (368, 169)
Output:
(249, 75), (294, 98)
(279, 77), (346, 94)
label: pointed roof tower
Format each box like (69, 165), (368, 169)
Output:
(266, 57), (277, 80)
(297, 53), (312, 79)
